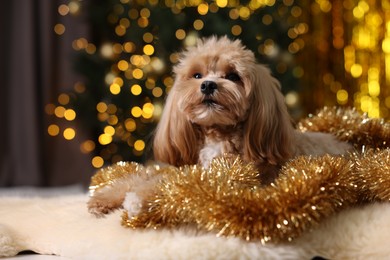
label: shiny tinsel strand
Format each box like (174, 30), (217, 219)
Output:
(298, 107), (390, 149)
(354, 149), (390, 202)
(122, 155), (359, 242)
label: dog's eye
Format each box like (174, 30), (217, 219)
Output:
(193, 73), (202, 79)
(225, 73), (241, 82)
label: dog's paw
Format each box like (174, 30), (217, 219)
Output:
(87, 196), (123, 217)
(87, 185), (125, 217)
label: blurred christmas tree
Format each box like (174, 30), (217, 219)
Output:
(47, 0), (308, 169)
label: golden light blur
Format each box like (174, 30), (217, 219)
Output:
(63, 128), (76, 140)
(47, 124), (60, 136)
(92, 156), (104, 168)
(134, 139), (145, 151)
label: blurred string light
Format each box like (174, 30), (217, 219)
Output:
(300, 0), (390, 119)
(46, 0), (378, 168)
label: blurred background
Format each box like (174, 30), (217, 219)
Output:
(1, 0), (389, 187)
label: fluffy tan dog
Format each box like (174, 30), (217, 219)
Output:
(154, 36), (351, 176)
(88, 36), (352, 216)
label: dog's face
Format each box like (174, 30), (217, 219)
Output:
(154, 36), (294, 166)
(172, 37), (256, 126)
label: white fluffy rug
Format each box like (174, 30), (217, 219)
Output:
(1, 194), (390, 259)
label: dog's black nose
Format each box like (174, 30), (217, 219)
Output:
(200, 81), (217, 95)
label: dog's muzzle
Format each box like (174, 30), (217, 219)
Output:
(200, 81), (217, 95)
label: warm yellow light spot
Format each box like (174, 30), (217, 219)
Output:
(63, 128), (76, 140)
(130, 55), (142, 66)
(110, 83), (121, 95)
(368, 81), (380, 97)
(216, 0), (228, 8)
(108, 115), (118, 125)
(80, 140), (95, 154)
(291, 6), (302, 17)
(123, 42), (135, 53)
(45, 104), (56, 115)
(107, 104), (117, 114)
(361, 95), (371, 112)
(337, 89), (349, 104)
(145, 78), (156, 89)
(58, 4), (70, 16)
(151, 58), (164, 72)
(115, 25), (126, 36)
(47, 124), (60, 136)
(96, 102), (108, 113)
(262, 14), (273, 25)
(113, 77), (124, 87)
(132, 69), (144, 79)
(163, 76), (174, 87)
(98, 113), (109, 122)
(64, 109), (76, 121)
(285, 91), (299, 107)
(68, 1), (80, 14)
(54, 106), (66, 118)
(72, 38), (88, 50)
(292, 67), (304, 78)
(74, 82), (85, 93)
(239, 6), (250, 19)
(198, 3), (209, 15)
(99, 133), (112, 145)
(134, 140), (145, 151)
(92, 156), (104, 168)
(231, 25), (242, 36)
(153, 103), (163, 118)
(138, 17), (149, 27)
(113, 44), (124, 55)
(175, 29), (186, 40)
(193, 19), (204, 30)
(385, 96), (390, 108)
(152, 87), (163, 97)
(58, 94), (70, 105)
(128, 8), (139, 19)
(353, 6), (365, 19)
(131, 106), (143, 118)
(140, 8), (150, 18)
(383, 38), (390, 53)
(142, 103), (154, 119)
(125, 118), (137, 132)
(54, 24), (65, 35)
(104, 125), (116, 136)
(143, 32), (154, 43)
(118, 60), (129, 71)
(131, 84), (142, 95)
(350, 64), (363, 78)
(100, 43), (113, 58)
(229, 9), (239, 19)
(86, 43), (96, 54)
(318, 0), (332, 12)
(358, 0), (370, 12)
(143, 44), (154, 55)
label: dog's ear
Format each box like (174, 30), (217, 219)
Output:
(242, 64), (294, 165)
(153, 82), (199, 166)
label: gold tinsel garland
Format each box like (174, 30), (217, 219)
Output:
(90, 107), (390, 243)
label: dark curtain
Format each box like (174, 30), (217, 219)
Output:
(0, 0), (94, 186)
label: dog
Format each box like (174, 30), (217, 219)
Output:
(153, 36), (352, 181)
(88, 36), (352, 216)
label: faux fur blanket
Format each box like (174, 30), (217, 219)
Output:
(0, 194), (390, 259)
